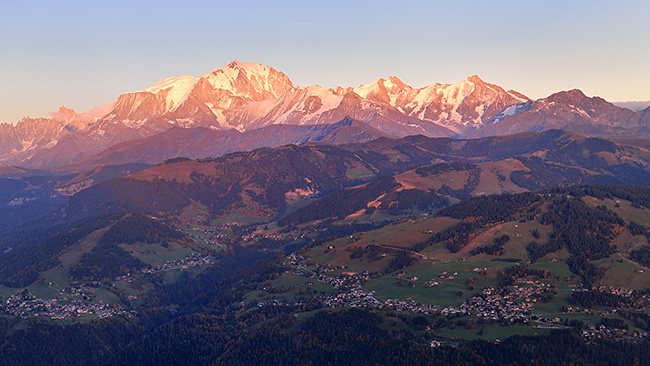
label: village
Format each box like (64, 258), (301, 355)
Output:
(283, 253), (539, 318)
(1, 288), (126, 320)
(277, 253), (650, 341)
(0, 253), (213, 320)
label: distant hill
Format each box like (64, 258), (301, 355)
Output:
(62, 130), (650, 225)
(0, 163), (150, 231)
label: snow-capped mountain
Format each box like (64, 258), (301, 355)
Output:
(8, 59), (645, 168)
(63, 61), (529, 140)
(346, 75), (529, 133)
(102, 60), (294, 130)
(246, 84), (453, 137)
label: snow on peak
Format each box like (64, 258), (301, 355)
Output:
(439, 79), (476, 106)
(353, 76), (411, 105)
(145, 75), (197, 94)
(144, 75), (198, 113)
(225, 59), (271, 76)
(204, 60), (293, 100)
(353, 78), (384, 99)
(385, 76), (410, 92)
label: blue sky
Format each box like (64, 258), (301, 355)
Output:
(1, 0), (649, 123)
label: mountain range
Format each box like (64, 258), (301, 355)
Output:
(2, 60), (648, 169)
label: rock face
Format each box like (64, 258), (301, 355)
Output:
(7, 60), (647, 168)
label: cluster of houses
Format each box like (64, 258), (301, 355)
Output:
(509, 279), (556, 300)
(285, 254), (439, 313)
(316, 271), (372, 290)
(183, 226), (224, 247)
(581, 324), (649, 342)
(141, 253), (213, 275)
(441, 287), (534, 322)
(381, 298), (438, 314)
(183, 222), (304, 247)
(116, 253), (213, 282)
(585, 285), (637, 297)
(1, 289), (119, 320)
(1, 253), (214, 321)
(322, 286), (382, 308)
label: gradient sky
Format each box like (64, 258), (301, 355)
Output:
(1, 0), (649, 124)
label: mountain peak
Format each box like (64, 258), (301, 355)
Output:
(385, 76), (411, 91)
(217, 60), (277, 78)
(352, 76), (411, 104)
(545, 89), (589, 104)
(205, 61), (294, 100)
(50, 106), (78, 123)
(465, 75), (484, 84)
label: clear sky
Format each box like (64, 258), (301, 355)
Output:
(1, 0), (649, 124)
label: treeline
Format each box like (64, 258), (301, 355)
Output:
(436, 192), (542, 222)
(621, 310), (650, 331)
(0, 213), (122, 287)
(69, 212), (188, 281)
(100, 212), (185, 245)
(570, 290), (635, 308)
(510, 157), (615, 191)
(417, 192), (542, 253)
(548, 184), (650, 210)
(69, 242), (149, 281)
(471, 234), (510, 256)
(383, 251), (419, 275)
(630, 246), (650, 269)
(414, 162), (477, 177)
(437, 166), (482, 200)
(537, 195), (623, 285)
(379, 189), (448, 215)
(278, 176), (399, 226)
(415, 218), (484, 253)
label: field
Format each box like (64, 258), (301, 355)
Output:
(594, 252), (650, 289)
(120, 241), (194, 267)
(352, 216), (460, 249)
(363, 258), (503, 307)
(472, 159), (530, 196)
(345, 165), (375, 180)
(583, 196), (650, 226)
(179, 200), (211, 223)
(396, 170), (469, 191)
(0, 285), (19, 300)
